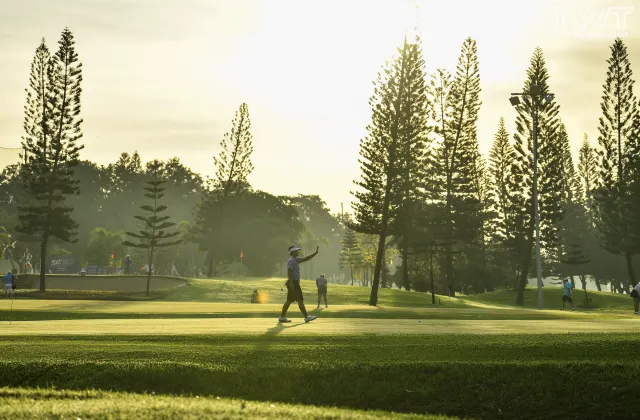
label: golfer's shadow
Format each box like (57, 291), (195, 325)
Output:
(264, 321), (306, 336)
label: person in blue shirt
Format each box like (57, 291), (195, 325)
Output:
(3, 269), (17, 298)
(562, 277), (575, 311)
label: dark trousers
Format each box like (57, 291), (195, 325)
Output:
(281, 281), (307, 318)
(317, 286), (327, 307)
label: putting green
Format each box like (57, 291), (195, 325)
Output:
(2, 317), (639, 335)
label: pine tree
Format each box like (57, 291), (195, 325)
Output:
(578, 134), (598, 209)
(558, 200), (592, 300)
(195, 103), (254, 276)
(339, 226), (363, 286)
(470, 142), (493, 283)
(488, 117), (514, 242)
(18, 28), (84, 292)
(124, 162), (181, 295)
(21, 39), (51, 163)
(352, 36), (427, 305)
(510, 47), (563, 305)
(427, 37), (482, 296)
(594, 38), (640, 286)
(390, 35), (431, 292)
(556, 122), (581, 203)
(487, 117), (518, 287)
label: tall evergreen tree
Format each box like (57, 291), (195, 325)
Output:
(352, 36), (428, 305)
(488, 117), (514, 242)
(21, 39), (51, 163)
(339, 225), (362, 286)
(18, 28), (84, 292)
(594, 38), (640, 286)
(558, 201), (592, 295)
(578, 134), (598, 209)
(487, 117), (518, 286)
(391, 34), (431, 292)
(556, 122), (580, 203)
(467, 145), (493, 291)
(194, 103), (254, 276)
(124, 162), (181, 295)
(428, 37), (482, 296)
(620, 115), (640, 280)
(509, 47), (563, 305)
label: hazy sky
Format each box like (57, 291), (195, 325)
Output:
(1, 0), (639, 213)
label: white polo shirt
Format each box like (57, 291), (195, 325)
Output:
(287, 256), (301, 283)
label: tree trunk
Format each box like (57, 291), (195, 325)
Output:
(625, 252), (636, 288)
(370, 228), (389, 305)
(445, 246), (454, 296)
(205, 251), (214, 277)
(594, 277), (602, 291)
(349, 263), (354, 286)
(579, 274), (586, 290)
(429, 249), (435, 304)
(516, 233), (534, 305)
(401, 245), (410, 291)
(146, 245), (154, 296)
(39, 233), (49, 292)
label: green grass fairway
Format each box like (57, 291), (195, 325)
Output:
(12, 276), (636, 312)
(2, 317), (640, 335)
(1, 334), (638, 420)
(462, 287), (633, 310)
(2, 280), (639, 419)
(0, 388), (452, 420)
(4, 298), (638, 322)
(163, 277), (467, 307)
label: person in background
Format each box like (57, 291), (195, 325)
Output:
(3, 269), (17, 298)
(251, 289), (261, 304)
(124, 255), (133, 274)
(278, 245), (319, 323)
(562, 277), (575, 311)
(316, 273), (328, 308)
(171, 262), (179, 277)
(631, 281), (640, 315)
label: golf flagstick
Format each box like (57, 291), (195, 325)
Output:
(9, 296), (14, 325)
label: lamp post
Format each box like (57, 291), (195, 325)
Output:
(509, 84), (554, 310)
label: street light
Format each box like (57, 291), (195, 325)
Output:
(509, 84), (554, 310)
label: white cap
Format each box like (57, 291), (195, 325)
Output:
(288, 245), (301, 254)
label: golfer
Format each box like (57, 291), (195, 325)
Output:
(278, 245), (319, 323)
(561, 277), (575, 311)
(124, 255), (133, 274)
(3, 269), (17, 298)
(316, 274), (328, 308)
(631, 281), (640, 315)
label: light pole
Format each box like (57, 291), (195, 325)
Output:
(509, 84), (554, 310)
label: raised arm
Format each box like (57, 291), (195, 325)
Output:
(299, 246), (319, 263)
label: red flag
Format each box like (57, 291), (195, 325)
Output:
(240, 249), (244, 260)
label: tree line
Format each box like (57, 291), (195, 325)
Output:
(349, 35), (640, 305)
(2, 29), (639, 303)
(0, 28), (348, 292)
